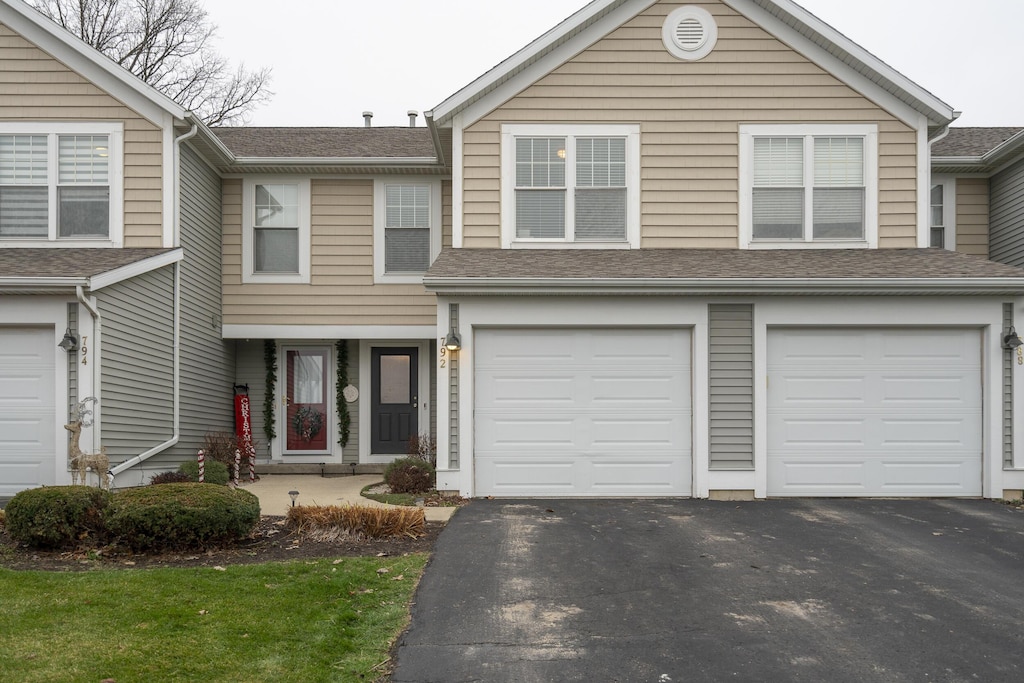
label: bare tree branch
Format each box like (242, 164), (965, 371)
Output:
(29, 0), (272, 124)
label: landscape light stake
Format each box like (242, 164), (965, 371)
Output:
(289, 490), (299, 507)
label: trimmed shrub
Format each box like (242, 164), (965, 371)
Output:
(384, 457), (435, 495)
(150, 471), (192, 485)
(5, 486), (111, 549)
(178, 459), (230, 485)
(107, 483), (260, 552)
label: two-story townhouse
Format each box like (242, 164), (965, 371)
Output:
(0, 0), (235, 497)
(421, 0), (1024, 500)
(205, 125), (451, 469)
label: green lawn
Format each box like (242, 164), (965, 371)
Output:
(0, 554), (427, 683)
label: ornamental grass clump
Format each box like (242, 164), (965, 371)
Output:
(106, 483), (260, 552)
(5, 486), (110, 549)
(286, 504), (425, 540)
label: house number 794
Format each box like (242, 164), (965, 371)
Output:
(80, 335), (89, 366)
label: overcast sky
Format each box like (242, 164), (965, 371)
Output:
(201, 0), (1022, 128)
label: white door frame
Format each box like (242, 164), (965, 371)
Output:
(276, 342), (337, 462)
(359, 339), (431, 463)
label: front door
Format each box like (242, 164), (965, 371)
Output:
(371, 347), (418, 454)
(284, 346), (330, 454)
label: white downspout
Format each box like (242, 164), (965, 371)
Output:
(109, 123), (197, 482)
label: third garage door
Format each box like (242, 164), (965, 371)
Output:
(767, 328), (982, 497)
(475, 328), (692, 497)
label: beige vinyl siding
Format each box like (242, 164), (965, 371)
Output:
(222, 178), (441, 327)
(956, 178), (990, 257)
(0, 23), (164, 247)
(461, 0), (918, 249)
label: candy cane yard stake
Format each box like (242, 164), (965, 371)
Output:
(197, 449), (205, 483)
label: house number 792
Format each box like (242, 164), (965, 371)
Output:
(439, 338), (447, 368)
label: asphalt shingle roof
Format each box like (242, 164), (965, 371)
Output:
(211, 127), (436, 159)
(0, 248), (173, 279)
(426, 248), (1024, 280)
(932, 127), (1024, 157)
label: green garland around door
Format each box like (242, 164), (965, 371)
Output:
(336, 340), (351, 447)
(263, 340), (277, 442)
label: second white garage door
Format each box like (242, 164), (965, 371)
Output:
(767, 328), (982, 497)
(475, 328), (692, 497)
(0, 327), (56, 498)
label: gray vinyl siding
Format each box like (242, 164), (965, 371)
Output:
(1004, 302), (1014, 468)
(97, 266), (175, 462)
(340, 340), (359, 464)
(709, 303), (754, 469)
(234, 340), (269, 458)
(429, 339), (437, 444)
(67, 302), (76, 422)
(989, 157), (1024, 267)
(162, 144), (234, 464)
(234, 339), (361, 462)
(448, 303), (459, 469)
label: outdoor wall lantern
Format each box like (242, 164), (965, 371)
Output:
(1003, 327), (1023, 350)
(288, 490), (300, 507)
(445, 328), (462, 352)
(58, 328), (78, 352)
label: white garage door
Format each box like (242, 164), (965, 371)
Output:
(0, 327), (56, 498)
(475, 328), (692, 497)
(767, 328), (982, 497)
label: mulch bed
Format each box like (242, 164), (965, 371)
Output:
(0, 516), (443, 572)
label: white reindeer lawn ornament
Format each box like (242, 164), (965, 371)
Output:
(65, 397), (110, 490)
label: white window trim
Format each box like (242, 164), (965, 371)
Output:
(372, 178), (443, 284)
(930, 174), (957, 251)
(739, 123), (878, 249)
(241, 177), (311, 284)
(0, 121), (124, 247)
(500, 123), (641, 249)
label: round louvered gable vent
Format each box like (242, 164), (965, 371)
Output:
(663, 6), (718, 61)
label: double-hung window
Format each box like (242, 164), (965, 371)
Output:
(373, 179), (442, 283)
(739, 124), (878, 248)
(242, 178), (311, 283)
(929, 176), (955, 249)
(501, 124), (640, 248)
(0, 123), (122, 243)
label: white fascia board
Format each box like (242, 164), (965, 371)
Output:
(431, 0), (656, 127)
(0, 1), (185, 127)
(88, 248), (183, 291)
(423, 277), (1024, 296)
(0, 277), (87, 289)
(231, 157), (438, 167)
(221, 325), (437, 340)
(724, 0), (953, 129)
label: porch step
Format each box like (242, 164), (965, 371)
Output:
(256, 463), (385, 476)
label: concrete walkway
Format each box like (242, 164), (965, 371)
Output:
(237, 473), (456, 522)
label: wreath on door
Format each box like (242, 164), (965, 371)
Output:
(292, 406), (324, 442)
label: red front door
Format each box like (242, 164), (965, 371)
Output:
(284, 347), (330, 454)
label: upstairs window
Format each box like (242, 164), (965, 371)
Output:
(501, 124), (640, 249)
(373, 179), (442, 283)
(0, 123), (121, 243)
(740, 124), (878, 249)
(930, 177), (956, 249)
(242, 178), (311, 283)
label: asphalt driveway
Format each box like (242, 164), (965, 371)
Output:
(392, 499), (1024, 682)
